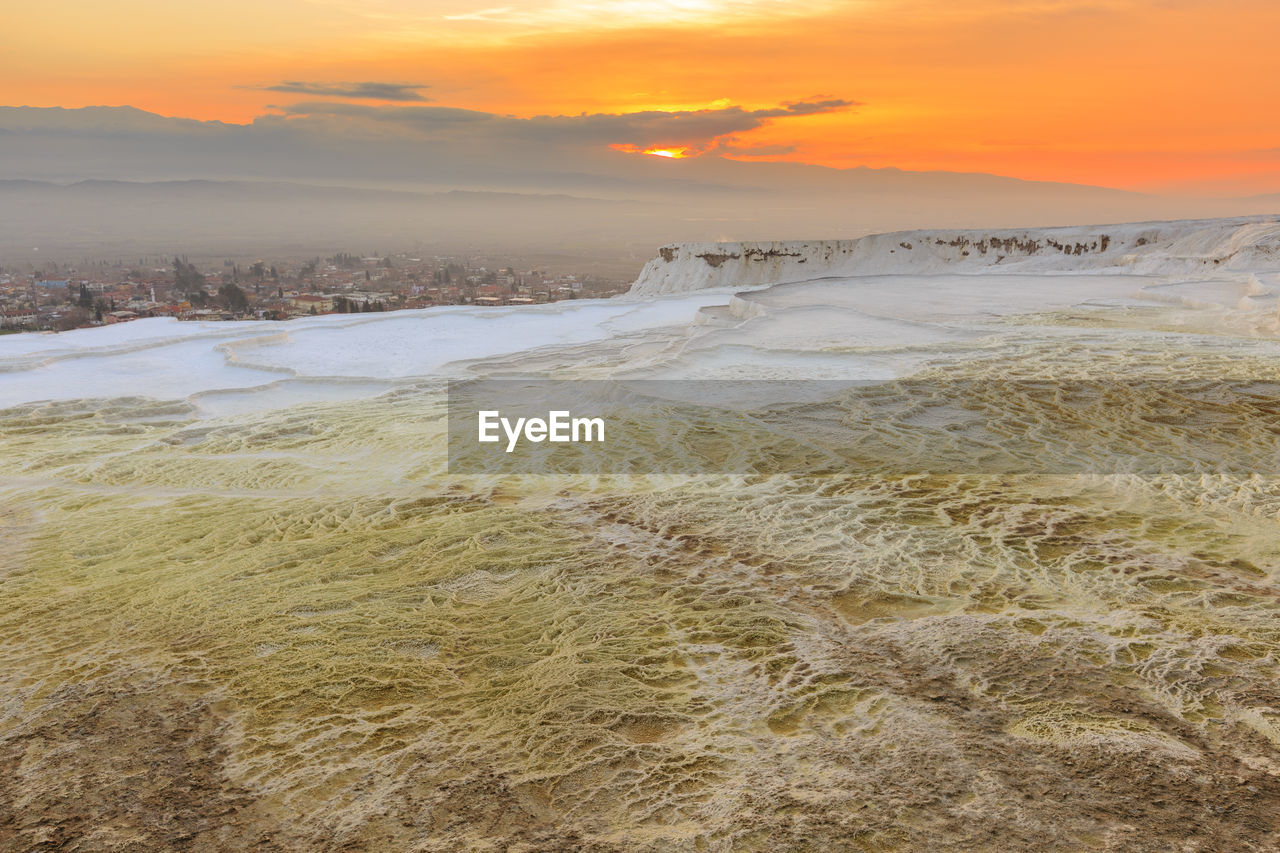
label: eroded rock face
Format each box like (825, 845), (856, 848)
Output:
(627, 216), (1280, 295)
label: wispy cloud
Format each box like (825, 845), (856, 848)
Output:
(312, 0), (848, 36)
(443, 7), (513, 20)
(275, 97), (857, 155)
(255, 81), (432, 102)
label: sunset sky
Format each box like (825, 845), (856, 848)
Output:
(4, 0), (1279, 194)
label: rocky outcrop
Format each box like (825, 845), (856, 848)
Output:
(628, 216), (1280, 295)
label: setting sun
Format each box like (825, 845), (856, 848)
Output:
(646, 147), (690, 159)
(609, 143), (694, 159)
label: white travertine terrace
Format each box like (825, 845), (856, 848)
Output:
(628, 216), (1280, 295)
(4, 216), (1280, 850)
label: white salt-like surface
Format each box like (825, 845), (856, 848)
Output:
(0, 293), (731, 409)
(3, 217), (1279, 411)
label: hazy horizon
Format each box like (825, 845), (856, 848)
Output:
(2, 104), (1278, 262)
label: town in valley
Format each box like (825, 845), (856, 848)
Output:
(0, 251), (632, 332)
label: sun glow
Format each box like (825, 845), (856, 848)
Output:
(611, 143), (693, 158)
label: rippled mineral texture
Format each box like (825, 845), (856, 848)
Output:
(3, 219), (1280, 851)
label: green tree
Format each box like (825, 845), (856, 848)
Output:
(172, 257), (207, 294)
(220, 281), (249, 313)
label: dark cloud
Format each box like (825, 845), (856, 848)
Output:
(257, 81), (432, 102)
(274, 103), (491, 124)
(757, 99), (859, 117)
(276, 97), (856, 154)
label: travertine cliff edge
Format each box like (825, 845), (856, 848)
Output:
(629, 216), (1280, 295)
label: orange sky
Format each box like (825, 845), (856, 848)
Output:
(4, 0), (1279, 194)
